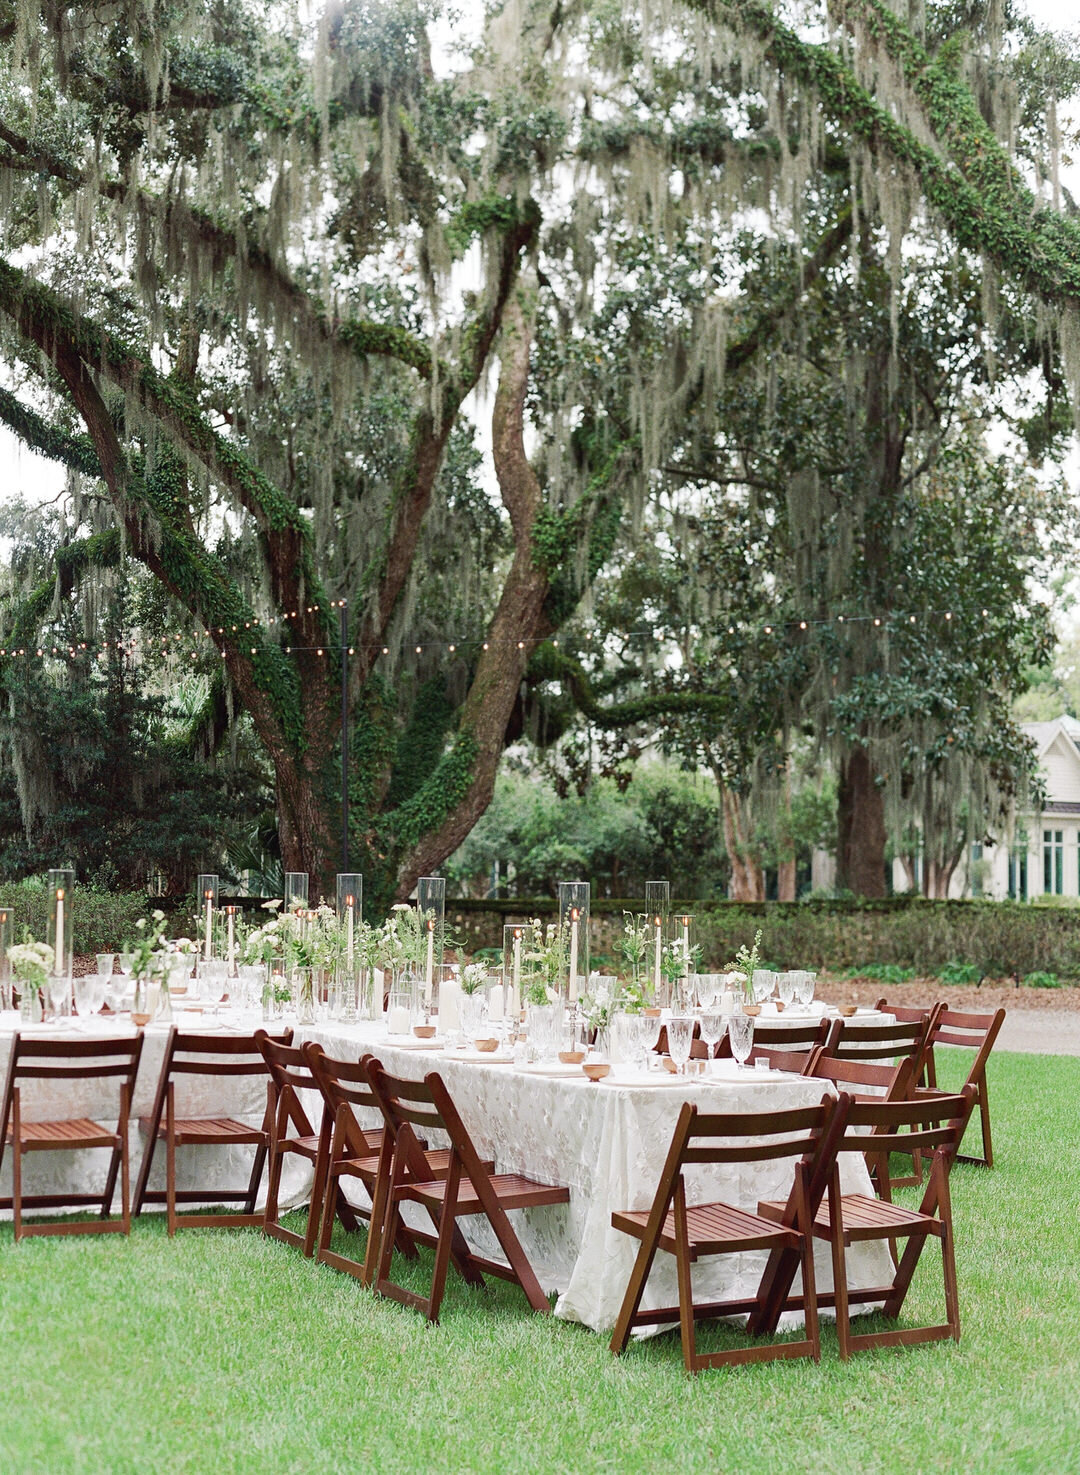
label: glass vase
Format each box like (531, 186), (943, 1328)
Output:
(18, 981), (42, 1023)
(295, 967), (316, 1025)
(132, 975), (153, 1027)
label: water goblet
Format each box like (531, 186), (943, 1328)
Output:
(777, 971), (796, 1009)
(666, 1015), (695, 1076)
(119, 951), (135, 977)
(96, 954), (115, 983)
(795, 970), (816, 1007)
(728, 1010), (755, 1068)
(87, 972), (107, 1015)
(698, 1009), (724, 1066)
(103, 972), (127, 1015)
(73, 973), (94, 1018)
(45, 973), (70, 1021)
(751, 969), (775, 1006)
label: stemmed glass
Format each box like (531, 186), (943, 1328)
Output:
(751, 970), (775, 1006)
(45, 974), (70, 1022)
(794, 970), (817, 1008)
(728, 1011), (755, 1069)
(698, 1009), (724, 1068)
(777, 971), (796, 1009)
(97, 954), (115, 984)
(667, 1016), (695, 1076)
(73, 973), (94, 1019)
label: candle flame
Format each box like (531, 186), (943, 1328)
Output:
(654, 915), (662, 927)
(345, 895), (355, 908)
(427, 918), (434, 932)
(56, 888), (65, 900)
(204, 889), (213, 899)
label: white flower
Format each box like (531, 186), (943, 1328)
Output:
(152, 909), (165, 922)
(262, 899), (282, 911)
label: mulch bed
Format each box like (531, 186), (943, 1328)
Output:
(818, 975), (1080, 1013)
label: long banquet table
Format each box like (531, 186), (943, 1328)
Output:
(0, 1009), (896, 1333)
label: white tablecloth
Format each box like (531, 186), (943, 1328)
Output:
(0, 1012), (309, 1212)
(299, 1022), (895, 1333)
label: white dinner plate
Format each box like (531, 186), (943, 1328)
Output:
(381, 1036), (445, 1051)
(517, 1062), (585, 1078)
(444, 1049), (514, 1064)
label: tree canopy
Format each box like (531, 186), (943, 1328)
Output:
(0, 0), (1077, 900)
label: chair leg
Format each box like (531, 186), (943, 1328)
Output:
(796, 1166), (820, 1364)
(828, 1176), (850, 1361)
(361, 1133), (394, 1286)
(426, 1159), (462, 1324)
(263, 1093), (288, 1239)
(12, 1089), (22, 1243)
(979, 1075), (993, 1168)
(121, 1130), (131, 1235)
(166, 1085), (177, 1238)
(673, 1178), (699, 1374)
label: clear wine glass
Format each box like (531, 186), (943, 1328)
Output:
(752, 969), (775, 1005)
(667, 1015), (695, 1076)
(73, 973), (94, 1018)
(88, 972), (107, 1015)
(795, 971), (816, 1007)
(96, 954), (115, 983)
(777, 971), (796, 1009)
(728, 1011), (755, 1068)
(698, 1009), (724, 1065)
(45, 973), (70, 1021)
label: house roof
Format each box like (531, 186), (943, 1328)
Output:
(1021, 715), (1080, 760)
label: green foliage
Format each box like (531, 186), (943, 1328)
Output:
(0, 879), (148, 955)
(447, 765), (729, 898)
(844, 963), (916, 985)
(1022, 970), (1062, 990)
(938, 960), (982, 986)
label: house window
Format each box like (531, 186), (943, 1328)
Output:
(1043, 829), (1064, 895)
(1008, 845), (1028, 901)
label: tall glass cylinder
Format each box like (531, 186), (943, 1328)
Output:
(48, 868), (74, 980)
(502, 922), (533, 1024)
(672, 909), (696, 1008)
(645, 880), (670, 1003)
(557, 882), (589, 1004)
(197, 874), (219, 960)
(224, 904), (240, 978)
(284, 872), (309, 913)
(0, 905), (10, 1011)
(417, 876), (446, 1005)
(336, 873), (362, 965)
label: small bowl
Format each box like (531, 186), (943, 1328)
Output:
(583, 1061), (611, 1082)
(559, 1049), (585, 1065)
(474, 1037), (499, 1053)
(643, 1007), (662, 1019)
(840, 1005), (857, 1018)
(661, 1055), (678, 1074)
(413, 1024), (436, 1039)
(744, 1005), (761, 1017)
(774, 1000), (786, 1013)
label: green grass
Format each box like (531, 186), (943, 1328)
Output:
(2, 1053), (1079, 1475)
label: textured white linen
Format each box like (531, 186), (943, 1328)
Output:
(298, 1022), (895, 1333)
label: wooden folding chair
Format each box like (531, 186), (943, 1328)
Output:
(132, 1027), (291, 1234)
(364, 1056), (570, 1322)
(610, 1093), (850, 1372)
(302, 1043), (456, 1283)
(255, 1032), (362, 1257)
(0, 1032), (144, 1240)
(915, 1007), (1005, 1169)
(718, 1017), (831, 1059)
(809, 1053), (916, 1195)
(745, 1044), (823, 1075)
(757, 1086), (976, 1358)
(873, 1000), (944, 1085)
(824, 1015), (930, 1070)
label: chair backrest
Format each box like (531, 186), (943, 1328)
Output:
(1, 1032), (145, 1142)
(926, 1007), (1006, 1084)
(873, 999), (943, 1028)
(303, 1043), (385, 1160)
(162, 1027), (293, 1079)
(364, 1058), (492, 1188)
(838, 1088), (975, 1164)
(716, 1018), (830, 1059)
(256, 1031), (318, 1096)
(824, 1016), (928, 1063)
(810, 1052), (915, 1101)
(745, 1044), (822, 1076)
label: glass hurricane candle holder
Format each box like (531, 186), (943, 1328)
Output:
(557, 882), (590, 1005)
(502, 923), (533, 1027)
(284, 872), (309, 913)
(336, 871), (362, 975)
(417, 876), (446, 1007)
(644, 881), (670, 1005)
(47, 868), (74, 1015)
(197, 874), (219, 961)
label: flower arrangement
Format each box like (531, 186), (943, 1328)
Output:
(523, 919), (566, 1006)
(726, 929), (763, 1004)
(9, 937), (55, 992)
(128, 911), (170, 981)
(582, 977), (618, 1033)
(619, 913), (651, 997)
(460, 962), (488, 996)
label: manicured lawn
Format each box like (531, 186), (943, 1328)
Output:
(2, 1052), (1078, 1474)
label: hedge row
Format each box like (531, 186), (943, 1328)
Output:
(0, 881), (151, 955)
(450, 897), (1080, 980)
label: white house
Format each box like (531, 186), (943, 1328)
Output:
(890, 714), (1080, 899)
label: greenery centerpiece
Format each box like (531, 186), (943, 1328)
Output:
(726, 930), (764, 1010)
(618, 914), (651, 1011)
(8, 938), (53, 1022)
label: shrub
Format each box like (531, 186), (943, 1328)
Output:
(1022, 971), (1062, 989)
(938, 961), (983, 985)
(0, 879), (152, 955)
(843, 963), (916, 984)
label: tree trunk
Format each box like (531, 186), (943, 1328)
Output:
(837, 745), (887, 897)
(777, 857), (797, 903)
(719, 786), (765, 901)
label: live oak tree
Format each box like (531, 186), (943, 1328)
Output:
(1, 0), (1079, 900)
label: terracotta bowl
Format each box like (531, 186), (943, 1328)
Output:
(643, 1007), (662, 1019)
(413, 1024), (436, 1039)
(661, 1055), (678, 1074)
(744, 1004), (761, 1017)
(583, 1061), (611, 1082)
(774, 1000), (786, 1012)
(474, 1037), (499, 1053)
(840, 1005), (858, 1018)
(559, 1049), (585, 1065)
